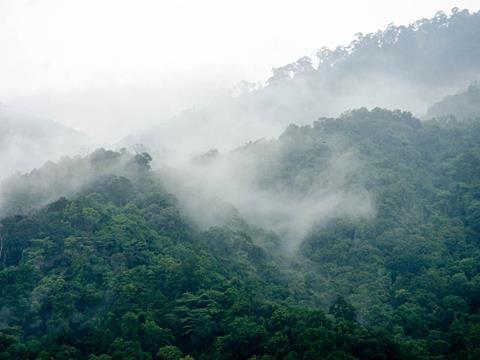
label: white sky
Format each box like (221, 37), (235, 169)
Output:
(1, 0), (479, 139)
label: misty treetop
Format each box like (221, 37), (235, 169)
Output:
(268, 8), (480, 87)
(0, 148), (154, 218)
(124, 8), (480, 160)
(425, 82), (480, 121)
(1, 108), (480, 359)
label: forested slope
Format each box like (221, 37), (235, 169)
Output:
(1, 109), (480, 359)
(126, 9), (480, 157)
(426, 82), (480, 120)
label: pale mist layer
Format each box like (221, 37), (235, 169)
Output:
(156, 131), (375, 250)
(121, 9), (480, 159)
(1, 8), (479, 248)
(3, 8), (480, 176)
(0, 105), (92, 180)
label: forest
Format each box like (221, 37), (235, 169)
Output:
(1, 107), (480, 359)
(2, 6), (480, 360)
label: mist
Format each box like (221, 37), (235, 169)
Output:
(2, 6), (480, 250)
(0, 105), (92, 180)
(155, 130), (375, 249)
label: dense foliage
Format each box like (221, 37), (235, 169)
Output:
(279, 109), (480, 358)
(2, 108), (480, 359)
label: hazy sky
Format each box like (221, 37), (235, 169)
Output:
(1, 0), (479, 139)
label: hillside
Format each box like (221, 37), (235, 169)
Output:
(2, 109), (480, 359)
(425, 82), (480, 120)
(126, 9), (480, 157)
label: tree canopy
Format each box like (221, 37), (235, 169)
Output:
(2, 108), (480, 358)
